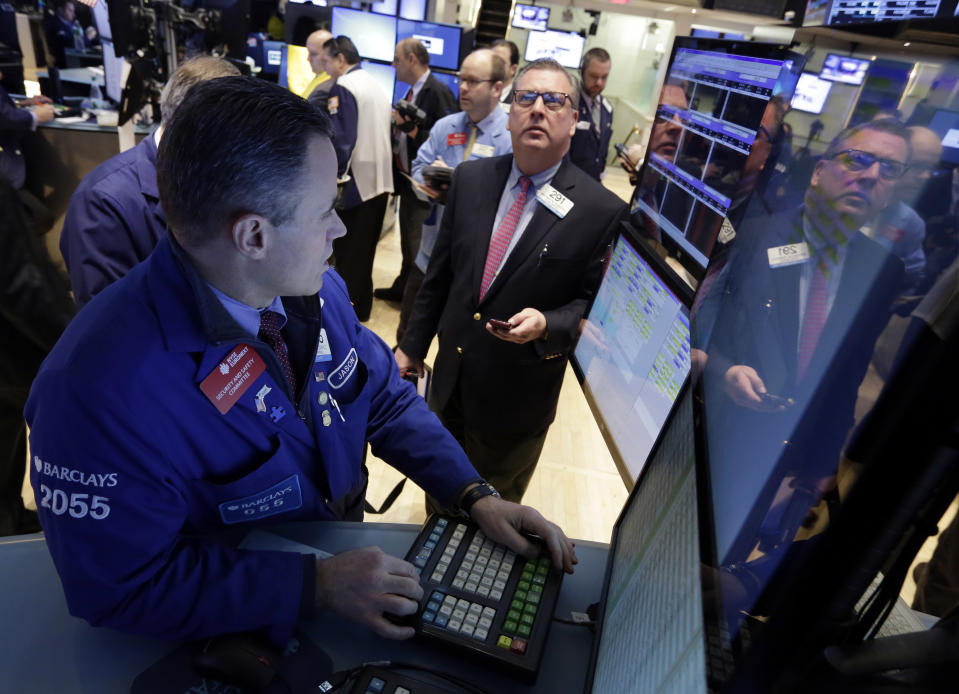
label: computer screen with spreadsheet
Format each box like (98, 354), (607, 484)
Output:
(571, 227), (692, 489)
(585, 387), (708, 694)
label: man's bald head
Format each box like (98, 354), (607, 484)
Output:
(307, 30), (333, 75)
(899, 125), (945, 202)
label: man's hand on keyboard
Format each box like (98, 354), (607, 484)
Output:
(470, 497), (578, 574)
(314, 546), (425, 639)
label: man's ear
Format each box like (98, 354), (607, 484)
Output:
(231, 213), (271, 260)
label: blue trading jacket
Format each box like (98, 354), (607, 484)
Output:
(25, 234), (479, 645)
(60, 134), (167, 306)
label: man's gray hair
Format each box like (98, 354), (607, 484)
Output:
(513, 58), (580, 110)
(159, 56), (241, 122)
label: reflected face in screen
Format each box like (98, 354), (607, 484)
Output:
(809, 129), (908, 232)
(649, 84), (688, 159)
(898, 126), (944, 203)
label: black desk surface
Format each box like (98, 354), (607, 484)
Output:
(0, 522), (610, 692)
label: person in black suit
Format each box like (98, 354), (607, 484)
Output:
(699, 119), (909, 584)
(396, 58), (626, 503)
(375, 37), (458, 304)
(569, 47), (613, 181)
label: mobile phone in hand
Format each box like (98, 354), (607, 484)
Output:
(488, 319), (512, 332)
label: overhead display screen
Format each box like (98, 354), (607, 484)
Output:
(820, 53), (870, 85)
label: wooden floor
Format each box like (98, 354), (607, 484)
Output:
(361, 167), (635, 544)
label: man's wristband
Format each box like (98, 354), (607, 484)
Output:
(458, 481), (500, 516)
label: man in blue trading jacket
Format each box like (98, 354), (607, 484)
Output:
(396, 59), (627, 504)
(395, 48), (513, 344)
(60, 57), (240, 307)
(569, 48), (613, 181)
(25, 77), (576, 646)
(323, 35), (394, 322)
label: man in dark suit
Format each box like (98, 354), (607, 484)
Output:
(396, 58), (626, 503)
(569, 47), (613, 181)
(375, 37), (458, 304)
(699, 119), (909, 575)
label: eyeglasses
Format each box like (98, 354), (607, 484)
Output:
(826, 149), (908, 180)
(512, 90), (572, 112)
(459, 77), (495, 88)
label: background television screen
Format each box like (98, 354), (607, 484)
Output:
(396, 20), (462, 71)
(790, 72), (832, 113)
(360, 61), (396, 104)
(820, 53), (870, 85)
(512, 3), (550, 31)
(330, 7), (396, 63)
(573, 232), (691, 486)
(523, 30), (585, 69)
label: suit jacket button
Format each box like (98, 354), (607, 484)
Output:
(457, 346), (463, 354)
(473, 312), (481, 321)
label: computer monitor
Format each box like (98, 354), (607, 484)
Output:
(824, 0), (944, 25)
(511, 3), (549, 31)
(928, 109), (959, 165)
(360, 60), (396, 103)
(330, 6), (396, 63)
(820, 52), (870, 85)
(790, 72), (832, 113)
(581, 36), (959, 692)
(399, 0), (427, 21)
(571, 227), (692, 488)
(585, 384), (705, 693)
(396, 19), (462, 71)
(523, 29), (584, 69)
(628, 37), (799, 280)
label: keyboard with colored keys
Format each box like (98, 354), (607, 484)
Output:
(401, 514), (564, 682)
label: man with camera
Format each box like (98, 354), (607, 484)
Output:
(394, 49), (513, 344)
(375, 37), (457, 306)
(323, 35), (394, 322)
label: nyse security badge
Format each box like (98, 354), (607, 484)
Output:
(767, 242), (809, 269)
(219, 474), (303, 524)
(315, 328), (332, 362)
(536, 183), (574, 219)
(328, 95), (339, 115)
(471, 143), (495, 158)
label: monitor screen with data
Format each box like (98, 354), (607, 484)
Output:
(396, 19), (462, 71)
(820, 53), (870, 84)
(330, 7), (396, 63)
(629, 38), (797, 278)
(512, 3), (549, 31)
(572, 229), (691, 487)
(791, 72), (833, 113)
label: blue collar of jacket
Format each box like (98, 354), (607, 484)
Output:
(137, 133), (161, 202)
(147, 234), (321, 356)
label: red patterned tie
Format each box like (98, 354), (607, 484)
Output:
(480, 176), (531, 300)
(258, 310), (297, 396)
(796, 265), (828, 382)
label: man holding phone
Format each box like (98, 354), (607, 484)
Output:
(394, 48), (513, 344)
(396, 59), (626, 504)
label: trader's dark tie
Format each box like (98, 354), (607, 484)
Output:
(258, 310), (297, 396)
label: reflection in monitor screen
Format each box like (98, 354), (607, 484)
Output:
(589, 389), (706, 693)
(574, 234), (690, 485)
(631, 43), (791, 275)
(790, 72), (833, 113)
(929, 109), (959, 165)
(820, 53), (870, 85)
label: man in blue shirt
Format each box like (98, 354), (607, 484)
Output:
(26, 77), (575, 645)
(395, 48), (513, 343)
(60, 56), (240, 306)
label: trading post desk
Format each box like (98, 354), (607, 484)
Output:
(0, 522), (609, 692)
